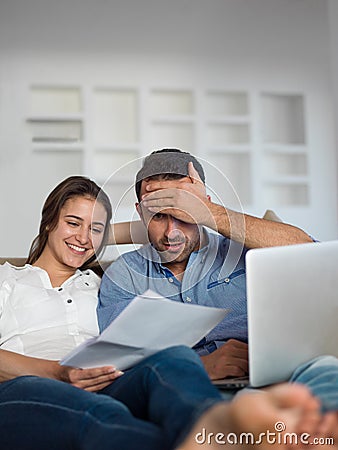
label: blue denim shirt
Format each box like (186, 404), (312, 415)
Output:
(98, 230), (248, 355)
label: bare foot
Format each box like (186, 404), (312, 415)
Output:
(177, 383), (337, 449)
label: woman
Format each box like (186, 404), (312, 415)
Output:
(0, 176), (336, 450)
(0, 176), (118, 390)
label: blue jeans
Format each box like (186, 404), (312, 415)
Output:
(0, 346), (222, 450)
(289, 355), (338, 412)
(227, 355), (338, 413)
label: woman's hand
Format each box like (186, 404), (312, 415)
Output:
(58, 364), (124, 392)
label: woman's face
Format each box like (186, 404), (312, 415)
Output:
(45, 196), (108, 269)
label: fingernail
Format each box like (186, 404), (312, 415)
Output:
(116, 371), (124, 376)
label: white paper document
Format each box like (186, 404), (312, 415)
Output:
(61, 290), (228, 370)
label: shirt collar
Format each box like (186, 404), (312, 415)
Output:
(16, 264), (99, 289)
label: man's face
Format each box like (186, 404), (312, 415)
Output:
(137, 179), (202, 268)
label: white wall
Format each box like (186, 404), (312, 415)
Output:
(0, 0), (337, 255)
(328, 0), (338, 225)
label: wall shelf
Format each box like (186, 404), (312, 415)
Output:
(27, 120), (83, 143)
(151, 116), (195, 124)
(208, 145), (251, 154)
(32, 144), (83, 152)
(206, 117), (250, 125)
(262, 144), (307, 155)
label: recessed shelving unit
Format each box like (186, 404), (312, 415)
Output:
(93, 148), (140, 183)
(261, 93), (305, 145)
(26, 86), (85, 187)
(263, 183), (309, 207)
(207, 152), (252, 206)
(149, 89), (195, 152)
(206, 91), (249, 117)
(102, 179), (137, 211)
(260, 92), (309, 207)
(29, 86), (82, 115)
(150, 89), (194, 116)
(31, 150), (83, 184)
(264, 152), (307, 176)
(90, 87), (141, 210)
(206, 123), (250, 146)
(149, 122), (194, 152)
(28, 118), (83, 143)
(27, 86), (84, 146)
(92, 88), (139, 145)
(25, 85), (312, 223)
(204, 91), (252, 208)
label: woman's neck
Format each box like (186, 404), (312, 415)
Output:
(33, 251), (78, 288)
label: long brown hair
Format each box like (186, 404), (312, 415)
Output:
(26, 176), (112, 269)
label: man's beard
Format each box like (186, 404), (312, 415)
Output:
(156, 237), (199, 264)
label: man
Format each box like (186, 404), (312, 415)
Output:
(98, 149), (311, 374)
(97, 149), (338, 411)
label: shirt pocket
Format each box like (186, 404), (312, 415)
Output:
(207, 268), (246, 290)
(206, 268), (247, 311)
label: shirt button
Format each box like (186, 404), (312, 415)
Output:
(168, 277), (174, 283)
(186, 297), (192, 302)
(67, 299), (73, 304)
(58, 288), (63, 292)
(224, 278), (230, 283)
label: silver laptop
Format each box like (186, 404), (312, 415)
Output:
(246, 240), (338, 387)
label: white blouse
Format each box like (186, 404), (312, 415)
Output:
(0, 263), (100, 360)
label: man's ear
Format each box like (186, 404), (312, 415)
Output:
(136, 202), (143, 220)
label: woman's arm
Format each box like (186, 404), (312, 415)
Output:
(108, 221), (147, 245)
(0, 348), (63, 382)
(0, 349), (123, 392)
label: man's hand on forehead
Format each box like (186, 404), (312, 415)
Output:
(141, 163), (216, 228)
(142, 162), (206, 198)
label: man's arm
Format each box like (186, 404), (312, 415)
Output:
(108, 221), (147, 246)
(0, 349), (122, 392)
(142, 162), (312, 249)
(209, 204), (313, 248)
